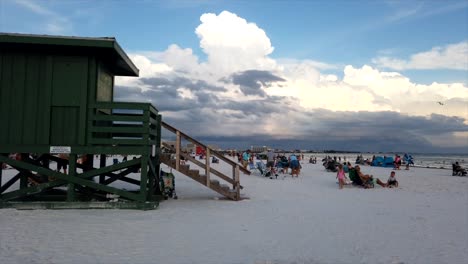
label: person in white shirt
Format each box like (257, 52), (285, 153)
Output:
(376, 171), (399, 188)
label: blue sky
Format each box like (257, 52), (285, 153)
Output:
(1, 0), (467, 153)
(2, 0), (467, 82)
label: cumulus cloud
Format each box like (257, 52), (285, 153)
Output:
(114, 11), (468, 152)
(195, 11), (277, 75)
(373, 41), (468, 70)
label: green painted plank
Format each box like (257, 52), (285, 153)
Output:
(86, 58), (97, 145)
(90, 126), (147, 134)
(92, 114), (146, 122)
(139, 154), (148, 200)
(78, 57), (90, 146)
(50, 107), (79, 145)
(0, 144), (149, 155)
(9, 54), (26, 144)
(0, 201), (158, 210)
(0, 53), (10, 143)
(67, 154), (77, 201)
(51, 56), (87, 107)
(90, 102), (151, 110)
(36, 56), (52, 145)
(22, 55), (40, 144)
(0, 157), (143, 202)
(79, 158), (141, 178)
(89, 138), (148, 145)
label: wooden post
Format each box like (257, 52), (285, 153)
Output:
(41, 155), (50, 183)
(67, 154), (77, 201)
(147, 158), (154, 199)
(140, 154), (148, 201)
(19, 153), (28, 189)
(99, 154), (106, 184)
(0, 154), (5, 189)
(234, 165), (240, 199)
(175, 131), (181, 171)
(206, 148), (211, 187)
(154, 114), (162, 195)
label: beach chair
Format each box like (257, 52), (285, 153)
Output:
(249, 162), (257, 172)
(160, 170), (178, 199)
(452, 163), (467, 176)
(256, 161), (266, 175)
(256, 161), (277, 179)
(348, 168), (360, 185)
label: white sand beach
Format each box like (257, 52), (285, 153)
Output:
(1, 158), (467, 264)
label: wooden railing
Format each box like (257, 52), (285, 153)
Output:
(161, 121), (249, 199)
(87, 102), (159, 146)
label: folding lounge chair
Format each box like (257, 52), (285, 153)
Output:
(249, 162), (257, 172)
(255, 161), (276, 179)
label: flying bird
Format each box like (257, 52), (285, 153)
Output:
(437, 101), (444, 105)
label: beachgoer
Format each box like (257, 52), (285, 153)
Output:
(376, 171), (399, 188)
(355, 165), (374, 188)
(57, 153), (69, 174)
(290, 154), (300, 177)
(336, 164), (346, 189)
(242, 150), (251, 169)
(266, 150), (275, 168)
(394, 154), (401, 170)
(452, 162), (467, 176)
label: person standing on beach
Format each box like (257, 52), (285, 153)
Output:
(289, 154), (300, 177)
(336, 164), (346, 189)
(266, 149), (275, 168)
(242, 150), (251, 169)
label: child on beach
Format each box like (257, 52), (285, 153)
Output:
(336, 164), (346, 189)
(376, 171), (399, 188)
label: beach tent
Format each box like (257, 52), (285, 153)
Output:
(371, 156), (385, 167)
(384, 156), (395, 167)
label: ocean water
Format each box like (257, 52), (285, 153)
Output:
(303, 153), (468, 170)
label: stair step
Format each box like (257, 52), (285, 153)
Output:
(160, 153), (171, 161)
(179, 164), (190, 172)
(220, 183), (231, 191)
(209, 179), (220, 186)
(160, 157), (240, 201)
(188, 169), (199, 177)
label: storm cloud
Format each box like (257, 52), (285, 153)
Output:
(113, 11), (468, 153)
(225, 70), (286, 96)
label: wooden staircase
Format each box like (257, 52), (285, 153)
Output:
(160, 122), (250, 200)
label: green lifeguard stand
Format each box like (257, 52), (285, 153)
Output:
(0, 33), (161, 209)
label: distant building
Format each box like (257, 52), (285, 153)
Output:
(185, 143), (196, 153)
(251, 146), (268, 153)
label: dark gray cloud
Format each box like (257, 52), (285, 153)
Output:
(114, 76), (467, 154)
(224, 70), (285, 96)
(161, 108), (468, 153)
(141, 76), (227, 92)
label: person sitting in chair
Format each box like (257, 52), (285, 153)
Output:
(355, 165), (374, 188)
(453, 162), (467, 176)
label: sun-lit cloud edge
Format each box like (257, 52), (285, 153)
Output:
(372, 41), (468, 70)
(113, 10), (468, 152)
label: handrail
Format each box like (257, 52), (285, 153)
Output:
(161, 120), (249, 200)
(87, 102), (159, 146)
(161, 142), (243, 189)
(161, 121), (250, 175)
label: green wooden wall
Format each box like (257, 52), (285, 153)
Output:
(0, 52), (51, 146)
(0, 51), (93, 148)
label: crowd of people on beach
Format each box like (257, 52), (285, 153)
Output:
(228, 150), (304, 179)
(228, 150), (466, 190)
